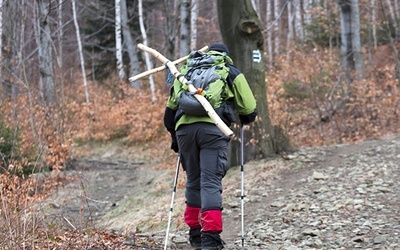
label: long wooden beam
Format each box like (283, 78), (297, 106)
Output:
(128, 46), (208, 82)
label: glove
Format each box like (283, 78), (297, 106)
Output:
(171, 141), (179, 153)
(171, 137), (179, 153)
(239, 109), (258, 125)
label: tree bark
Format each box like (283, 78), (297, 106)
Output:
(339, 0), (351, 75)
(371, 0), (377, 48)
(121, 0), (141, 89)
(287, 0), (294, 47)
(293, 0), (304, 41)
(138, 0), (156, 102)
(57, 0), (63, 80)
(37, 0), (56, 105)
(266, 0), (273, 68)
(350, 0), (364, 79)
(58, 0), (66, 135)
(339, 0), (364, 80)
(379, 0), (400, 83)
(274, 0), (280, 56)
(217, 0), (275, 165)
(163, 0), (177, 60)
(251, 0), (260, 17)
(72, 0), (90, 103)
(180, 0), (190, 57)
(386, 0), (400, 41)
(0, 0), (3, 95)
(115, 0), (125, 80)
(190, 0), (199, 51)
(303, 0), (312, 37)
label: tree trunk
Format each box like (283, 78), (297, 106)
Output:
(138, 0), (156, 102)
(350, 0), (364, 79)
(386, 0), (400, 41)
(72, 0), (90, 103)
(266, 0), (273, 68)
(339, 0), (364, 80)
(293, 0), (304, 41)
(371, 0), (377, 48)
(190, 0), (199, 51)
(274, 0), (280, 56)
(115, 0), (125, 80)
(163, 0), (177, 60)
(0, 0), (3, 96)
(303, 0), (312, 37)
(37, 0), (55, 105)
(121, 0), (141, 89)
(57, 0), (63, 73)
(339, 0), (352, 75)
(287, 0), (294, 47)
(217, 0), (275, 166)
(58, 0), (66, 135)
(379, 0), (400, 83)
(180, 0), (190, 57)
(251, 0), (260, 17)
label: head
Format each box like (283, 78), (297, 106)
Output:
(209, 43), (229, 55)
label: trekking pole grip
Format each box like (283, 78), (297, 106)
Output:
(137, 43), (234, 137)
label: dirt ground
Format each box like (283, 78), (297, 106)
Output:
(41, 133), (400, 249)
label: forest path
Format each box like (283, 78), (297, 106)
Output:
(42, 133), (400, 249)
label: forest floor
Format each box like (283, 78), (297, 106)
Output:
(40, 133), (400, 249)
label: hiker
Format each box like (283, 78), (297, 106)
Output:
(163, 43), (257, 249)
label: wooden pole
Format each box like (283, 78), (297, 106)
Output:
(129, 46), (208, 82)
(137, 43), (234, 137)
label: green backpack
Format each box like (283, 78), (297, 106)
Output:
(176, 50), (234, 117)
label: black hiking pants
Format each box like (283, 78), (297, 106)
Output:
(176, 122), (230, 211)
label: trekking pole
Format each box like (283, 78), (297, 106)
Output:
(240, 125), (245, 247)
(164, 154), (181, 250)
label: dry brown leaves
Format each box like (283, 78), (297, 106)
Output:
(268, 47), (399, 147)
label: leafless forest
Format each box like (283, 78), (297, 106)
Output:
(0, 0), (399, 248)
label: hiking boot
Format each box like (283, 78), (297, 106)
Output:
(189, 228), (202, 249)
(201, 232), (224, 250)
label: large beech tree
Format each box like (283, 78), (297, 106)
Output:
(217, 0), (276, 166)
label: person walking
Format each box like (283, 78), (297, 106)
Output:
(163, 43), (257, 249)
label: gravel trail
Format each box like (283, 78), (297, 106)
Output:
(43, 134), (400, 249)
